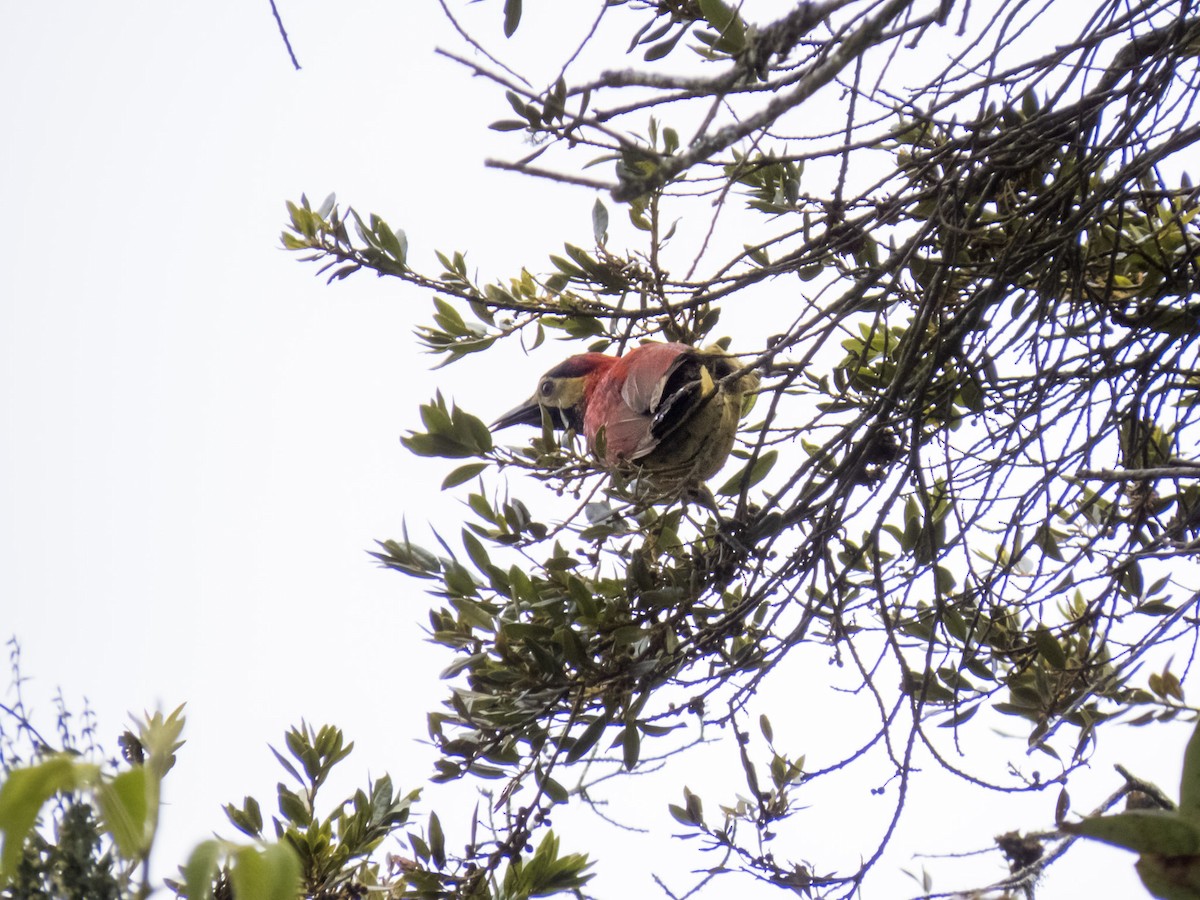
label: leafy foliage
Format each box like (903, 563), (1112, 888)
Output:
(279, 0), (1200, 897)
(202, 723), (414, 899)
(1069, 719), (1200, 899)
(0, 649), (591, 900)
(200, 723), (591, 900)
(0, 641), (182, 900)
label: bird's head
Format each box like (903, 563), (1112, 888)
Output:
(492, 353), (615, 433)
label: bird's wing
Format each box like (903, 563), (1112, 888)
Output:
(612, 344), (691, 459)
(601, 404), (657, 461)
(617, 344), (686, 412)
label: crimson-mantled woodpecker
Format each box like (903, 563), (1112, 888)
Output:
(494, 342), (759, 489)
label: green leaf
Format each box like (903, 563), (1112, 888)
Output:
(1136, 851), (1200, 900)
(697, 0), (745, 52)
(432, 297), (465, 330)
(622, 725), (640, 770)
(277, 785), (310, 826)
(401, 432), (478, 459)
(429, 811), (446, 869)
(224, 796), (263, 838)
(95, 767), (150, 857)
(1021, 87), (1039, 118)
(716, 449), (778, 495)
(1179, 719), (1200, 824)
(662, 127), (679, 155)
(409, 832), (431, 862)
(230, 843), (302, 900)
(592, 198), (609, 245)
(541, 776), (570, 804)
(0, 756), (81, 881)
(644, 28), (685, 62)
(549, 255), (586, 278)
(684, 786), (703, 823)
(1068, 810), (1200, 856)
(759, 715), (774, 743)
(503, 0), (521, 36)
(566, 716), (608, 763)
(372, 538), (443, 578)
(1034, 523), (1064, 561)
(374, 219), (407, 266)
(939, 703), (980, 728)
(183, 840), (222, 900)
(462, 529), (492, 576)
(442, 462), (488, 489)
(669, 803), (698, 826)
(453, 406), (494, 453)
(1034, 627), (1067, 670)
(451, 597), (495, 630)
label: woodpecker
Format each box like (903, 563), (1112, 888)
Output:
(493, 342), (760, 489)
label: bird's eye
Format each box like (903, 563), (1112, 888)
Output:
(539, 379), (554, 398)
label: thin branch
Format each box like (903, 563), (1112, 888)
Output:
(268, 0), (301, 70)
(1078, 464), (1200, 480)
(483, 158), (618, 191)
(613, 0), (920, 200)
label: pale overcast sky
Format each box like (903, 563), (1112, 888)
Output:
(0, 4), (1190, 898)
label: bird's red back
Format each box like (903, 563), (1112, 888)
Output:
(583, 343), (692, 462)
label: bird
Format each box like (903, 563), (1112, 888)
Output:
(493, 342), (760, 491)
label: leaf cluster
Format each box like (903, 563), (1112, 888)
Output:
(283, 1), (1200, 897)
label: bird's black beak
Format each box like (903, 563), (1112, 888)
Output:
(492, 396), (544, 430)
